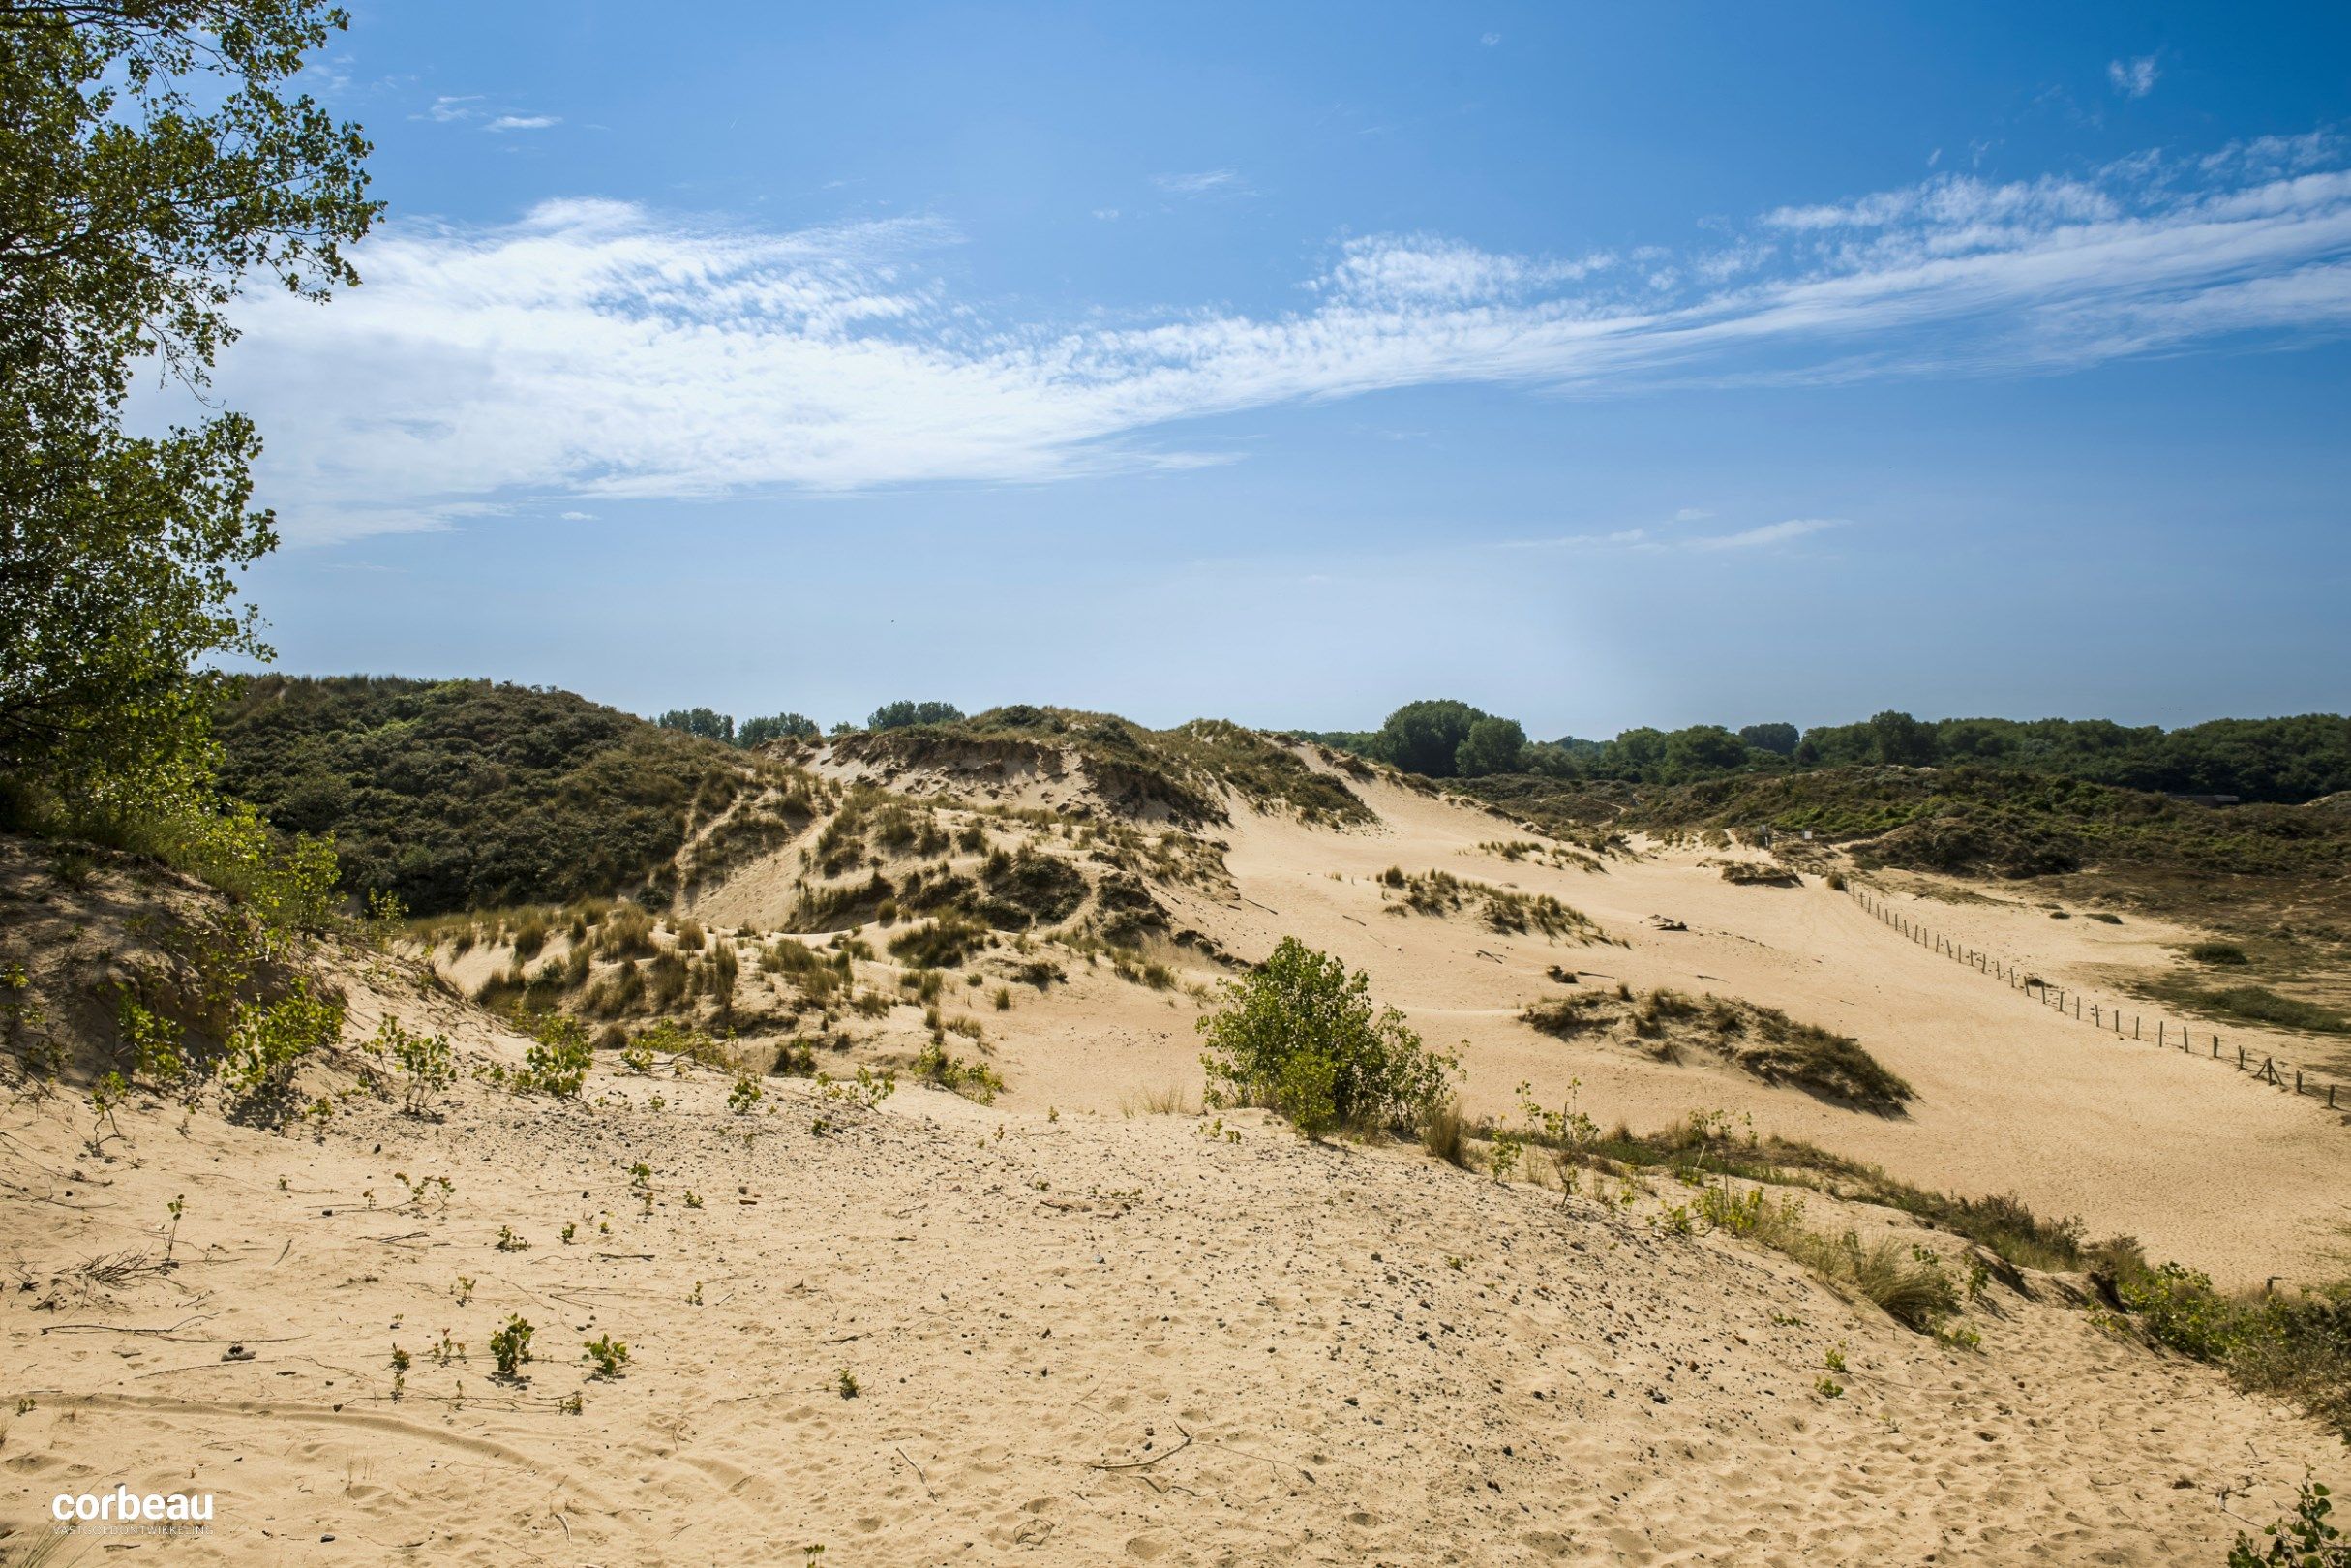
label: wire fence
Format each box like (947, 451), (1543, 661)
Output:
(1844, 882), (2347, 1120)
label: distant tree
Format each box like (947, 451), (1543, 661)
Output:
(1934, 719), (2014, 761)
(1664, 725), (1750, 778)
(655, 708), (734, 743)
(1454, 716), (1527, 778)
(1609, 727), (1669, 777)
(737, 711), (818, 747)
(1, 0), (378, 831)
(868, 700), (964, 731)
(1518, 740), (1583, 779)
(1737, 722), (1800, 757)
(1867, 709), (1939, 767)
(1371, 699), (1487, 777)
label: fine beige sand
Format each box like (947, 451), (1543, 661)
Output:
(4, 1031), (2342, 1566)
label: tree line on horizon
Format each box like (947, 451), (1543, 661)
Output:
(655, 700), (965, 748)
(1301, 701), (2351, 806)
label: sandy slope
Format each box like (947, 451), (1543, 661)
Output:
(4, 1041), (2340, 1567)
(901, 770), (2348, 1287)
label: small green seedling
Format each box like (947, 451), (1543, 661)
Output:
(581, 1335), (630, 1379)
(490, 1315), (533, 1379)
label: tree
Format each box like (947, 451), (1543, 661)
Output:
(0, 1), (377, 830)
(1609, 726), (1669, 777)
(737, 711), (818, 747)
(1737, 722), (1799, 756)
(1867, 709), (1939, 767)
(655, 707), (734, 743)
(867, 700), (962, 731)
(1371, 699), (1486, 777)
(1664, 724), (1750, 778)
(1454, 716), (1526, 778)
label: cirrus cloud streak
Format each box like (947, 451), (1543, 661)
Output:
(205, 136), (2351, 541)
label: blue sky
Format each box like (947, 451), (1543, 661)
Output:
(203, 1), (2351, 737)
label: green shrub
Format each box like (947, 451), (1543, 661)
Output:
(915, 1039), (1004, 1103)
(2190, 941), (2250, 964)
(118, 996), (187, 1090)
(2101, 1241), (2351, 1438)
(515, 1014), (592, 1098)
(868, 700), (963, 731)
(1197, 937), (1457, 1137)
(224, 980), (343, 1104)
(374, 1017), (455, 1114)
(1271, 1048), (1340, 1139)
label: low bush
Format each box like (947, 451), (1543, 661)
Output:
(889, 917), (989, 971)
(1197, 937), (1458, 1138)
(515, 1015), (592, 1098)
(224, 980), (344, 1107)
(2099, 1242), (2351, 1439)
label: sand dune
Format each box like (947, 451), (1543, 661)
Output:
(7, 752), (2348, 1563)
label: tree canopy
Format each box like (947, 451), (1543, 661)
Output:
(1369, 699), (1486, 778)
(0, 0), (377, 830)
(1454, 715), (1526, 778)
(867, 700), (965, 731)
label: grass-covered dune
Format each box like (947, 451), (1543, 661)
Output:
(829, 704), (1374, 827)
(215, 675), (752, 915)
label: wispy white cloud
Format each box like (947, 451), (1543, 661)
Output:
(1480, 32), (1502, 46)
(1315, 233), (1616, 305)
(1687, 517), (1842, 551)
(1500, 512), (1836, 553)
(1155, 168), (1247, 197)
(200, 134), (2351, 541)
(2108, 55), (2159, 99)
(417, 95), (558, 132)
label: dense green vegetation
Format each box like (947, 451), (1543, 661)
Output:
(217, 676), (752, 914)
(1316, 702), (2351, 804)
(1462, 765), (2351, 885)
(0, 0), (375, 846)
